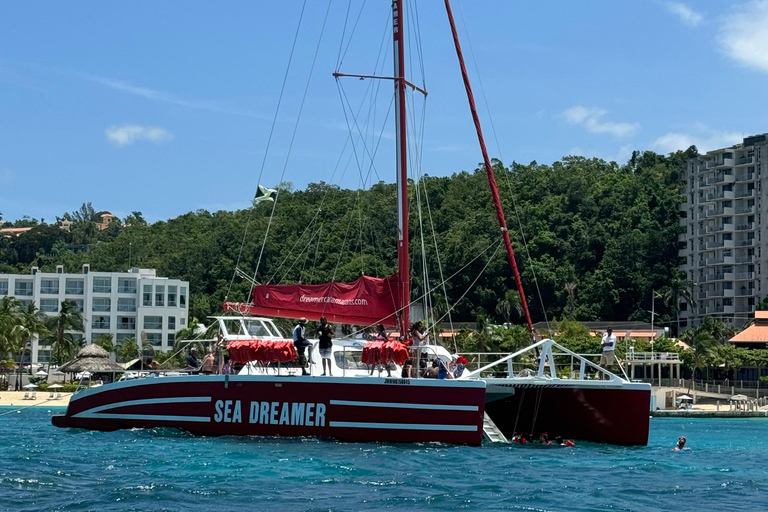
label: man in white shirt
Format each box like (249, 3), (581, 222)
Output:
(600, 327), (617, 374)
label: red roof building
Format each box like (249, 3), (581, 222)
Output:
(729, 311), (768, 349)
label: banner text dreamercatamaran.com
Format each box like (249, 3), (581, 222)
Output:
(299, 296), (368, 306)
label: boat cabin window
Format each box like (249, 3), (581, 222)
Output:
(221, 319), (246, 336)
(244, 319), (274, 338)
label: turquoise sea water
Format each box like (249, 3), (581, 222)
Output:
(1, 407), (767, 512)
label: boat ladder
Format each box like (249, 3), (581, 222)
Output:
(482, 412), (509, 444)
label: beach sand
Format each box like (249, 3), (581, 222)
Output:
(0, 391), (71, 407)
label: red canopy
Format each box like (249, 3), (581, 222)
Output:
(223, 274), (400, 326)
(361, 340), (409, 366)
(227, 339), (298, 364)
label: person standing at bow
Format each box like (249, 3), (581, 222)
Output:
(316, 316), (334, 376)
(599, 327), (617, 378)
(293, 318), (310, 376)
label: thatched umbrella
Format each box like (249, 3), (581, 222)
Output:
(59, 344), (125, 375)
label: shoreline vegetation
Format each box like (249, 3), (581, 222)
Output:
(5, 150), (768, 381)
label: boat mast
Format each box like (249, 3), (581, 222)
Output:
(443, 0), (535, 339)
(393, 0), (410, 337)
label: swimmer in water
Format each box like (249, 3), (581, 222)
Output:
(673, 436), (689, 451)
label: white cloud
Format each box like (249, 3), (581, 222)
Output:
(566, 143), (635, 164)
(77, 71), (267, 119)
(718, 0), (768, 73)
(562, 106), (639, 138)
(106, 124), (173, 146)
(665, 2), (704, 26)
(0, 168), (13, 183)
(651, 127), (744, 154)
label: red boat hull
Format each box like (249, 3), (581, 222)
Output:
(484, 381), (651, 445)
(51, 375), (487, 445)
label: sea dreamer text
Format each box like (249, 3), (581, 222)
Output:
(213, 400), (326, 426)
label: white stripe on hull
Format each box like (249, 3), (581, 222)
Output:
(329, 421), (477, 432)
(73, 396), (213, 421)
(75, 413), (212, 423)
(330, 400), (478, 411)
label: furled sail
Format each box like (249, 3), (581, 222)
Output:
(223, 274), (400, 326)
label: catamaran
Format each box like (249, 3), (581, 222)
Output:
(53, 0), (650, 446)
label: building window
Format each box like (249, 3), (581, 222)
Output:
(168, 285), (177, 307)
(167, 333), (175, 345)
(40, 279), (59, 294)
(93, 277), (111, 293)
(15, 281), (33, 296)
(155, 285), (165, 307)
(71, 299), (84, 313)
(92, 298), (111, 312)
(181, 317), (186, 326)
(144, 316), (162, 330)
(118, 278), (137, 294)
(146, 332), (162, 346)
(0, 281), (7, 295)
(37, 349), (52, 363)
(180, 287), (187, 307)
(92, 316), (110, 329)
(117, 317), (136, 330)
(19, 299), (33, 309)
(143, 285), (152, 306)
(168, 316), (176, 330)
(117, 298), (137, 312)
(65, 279), (84, 295)
(40, 298), (59, 312)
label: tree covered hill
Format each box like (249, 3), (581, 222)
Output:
(0, 150), (689, 328)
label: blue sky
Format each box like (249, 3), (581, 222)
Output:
(2, 0), (767, 223)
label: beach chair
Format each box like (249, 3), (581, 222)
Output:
(56, 393), (62, 400)
(49, 392), (55, 399)
(22, 392), (29, 400)
(31, 392), (37, 400)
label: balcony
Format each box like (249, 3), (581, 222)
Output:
(735, 223), (755, 231)
(707, 241), (725, 249)
(736, 156), (755, 166)
(735, 255), (754, 264)
(735, 205), (755, 215)
(735, 190), (755, 198)
(735, 272), (755, 280)
(736, 305), (754, 313)
(698, 291), (707, 299)
(735, 173), (755, 181)
(706, 158), (735, 169)
(706, 257), (725, 265)
(707, 289), (725, 298)
(706, 190), (735, 201)
(737, 288), (756, 296)
(707, 174), (735, 185)
(738, 239), (755, 247)
(678, 248), (689, 257)
(714, 223), (734, 232)
(708, 207), (735, 217)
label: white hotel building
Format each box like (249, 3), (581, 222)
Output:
(0, 265), (189, 364)
(679, 133), (767, 328)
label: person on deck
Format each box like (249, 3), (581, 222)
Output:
(293, 318), (310, 376)
(186, 347), (199, 372)
(221, 355), (234, 375)
(599, 327), (617, 377)
(410, 321), (428, 365)
(423, 360), (440, 378)
(316, 316), (334, 376)
(401, 359), (415, 378)
(201, 348), (215, 375)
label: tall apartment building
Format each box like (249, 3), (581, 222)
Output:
(679, 133), (768, 328)
(0, 265), (189, 364)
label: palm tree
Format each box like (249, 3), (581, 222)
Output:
(495, 290), (523, 325)
(42, 299), (85, 370)
(681, 326), (716, 390)
(117, 337), (139, 363)
(0, 297), (22, 389)
(661, 271), (697, 337)
(92, 333), (115, 356)
(564, 282), (577, 317)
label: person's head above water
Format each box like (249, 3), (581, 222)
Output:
(677, 436), (686, 447)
